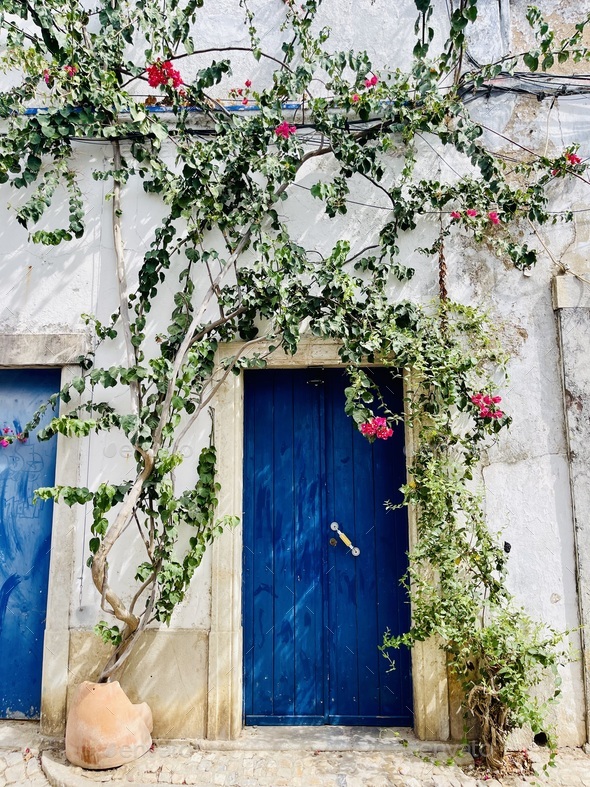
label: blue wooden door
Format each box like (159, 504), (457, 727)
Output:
(243, 368), (413, 726)
(0, 369), (60, 718)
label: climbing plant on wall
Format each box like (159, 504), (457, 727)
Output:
(0, 0), (587, 770)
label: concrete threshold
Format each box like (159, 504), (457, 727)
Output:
(179, 725), (420, 752)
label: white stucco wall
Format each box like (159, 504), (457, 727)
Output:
(1, 0), (589, 743)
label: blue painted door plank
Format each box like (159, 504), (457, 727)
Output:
(372, 372), (413, 720)
(292, 374), (324, 718)
(243, 368), (413, 726)
(0, 369), (60, 719)
(272, 372), (296, 716)
(325, 371), (360, 720)
(244, 370), (326, 723)
(244, 375), (275, 717)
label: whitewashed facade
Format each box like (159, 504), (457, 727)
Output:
(1, 0), (589, 747)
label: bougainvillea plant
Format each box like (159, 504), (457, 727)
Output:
(0, 0), (587, 770)
(0, 426), (27, 447)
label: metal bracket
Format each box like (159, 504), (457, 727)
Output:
(330, 522), (360, 557)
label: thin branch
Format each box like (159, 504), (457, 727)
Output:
(358, 172), (395, 207)
(345, 245), (381, 265)
(112, 139), (140, 416)
(120, 46), (299, 90)
(171, 334), (277, 457)
(478, 121), (590, 186)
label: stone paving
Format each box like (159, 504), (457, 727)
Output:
(1, 721), (589, 786)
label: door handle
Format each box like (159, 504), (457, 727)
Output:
(330, 522), (360, 557)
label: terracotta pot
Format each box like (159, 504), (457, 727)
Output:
(65, 680), (153, 770)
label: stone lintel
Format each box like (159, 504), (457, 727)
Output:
(0, 333), (88, 367)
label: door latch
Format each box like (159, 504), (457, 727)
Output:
(330, 522), (360, 557)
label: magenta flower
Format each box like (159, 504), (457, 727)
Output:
(245, 79), (252, 88)
(63, 65), (77, 78)
(488, 211), (500, 225)
(466, 209), (478, 217)
(242, 98), (249, 105)
(450, 211), (461, 220)
(352, 93), (360, 103)
(0, 439), (9, 448)
(359, 417), (393, 440)
(275, 121), (297, 139)
(376, 425), (393, 439)
(42, 69), (51, 85)
(147, 60), (183, 89)
(471, 391), (504, 421)
(566, 152), (582, 166)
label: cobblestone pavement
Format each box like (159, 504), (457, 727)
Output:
(1, 721), (589, 787)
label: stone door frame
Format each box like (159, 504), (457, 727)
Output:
(207, 338), (450, 741)
(0, 333), (87, 735)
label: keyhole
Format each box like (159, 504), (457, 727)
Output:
(329, 538), (337, 546)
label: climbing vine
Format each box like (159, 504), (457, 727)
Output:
(0, 0), (587, 770)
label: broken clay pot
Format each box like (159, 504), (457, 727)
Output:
(65, 680), (153, 770)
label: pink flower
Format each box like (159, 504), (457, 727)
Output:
(360, 422), (376, 436)
(551, 167), (559, 176)
(566, 152), (582, 166)
(492, 395), (502, 403)
(450, 211), (461, 220)
(236, 88), (243, 95)
(373, 416), (387, 427)
(364, 79), (372, 88)
(488, 211), (500, 225)
(0, 439), (9, 447)
(245, 79), (252, 88)
(492, 411), (504, 419)
(480, 408), (491, 418)
(63, 65), (77, 78)
(352, 93), (360, 102)
(483, 395), (492, 405)
(42, 69), (51, 85)
(275, 120), (297, 139)
(242, 98), (249, 105)
(376, 425), (393, 439)
(471, 394), (483, 404)
(3, 427), (11, 434)
(370, 75), (378, 86)
(466, 209), (478, 217)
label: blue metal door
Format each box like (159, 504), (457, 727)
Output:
(0, 369), (60, 718)
(243, 368), (413, 726)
